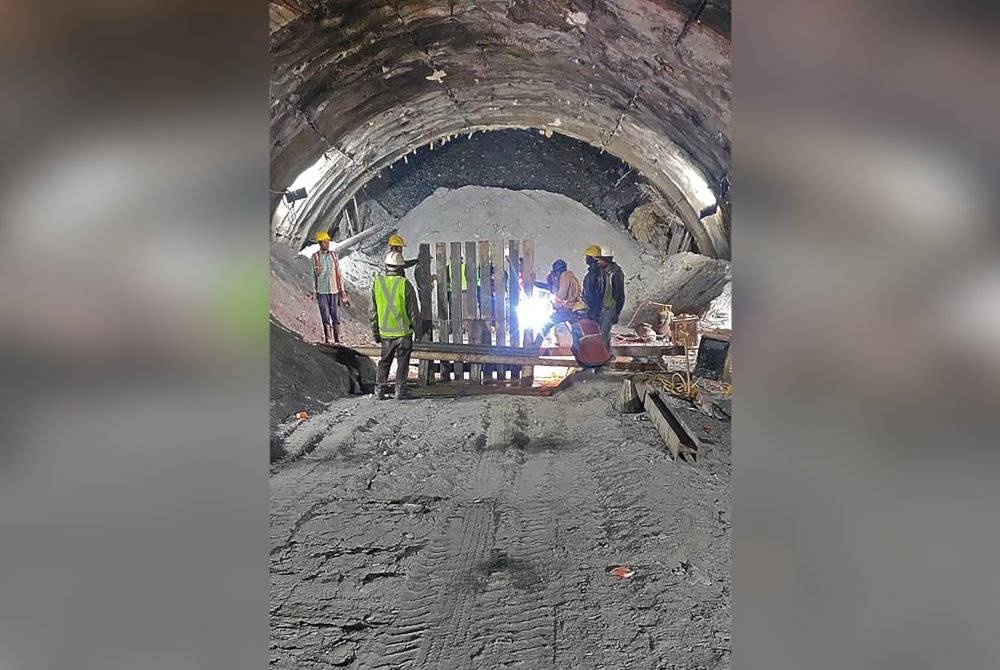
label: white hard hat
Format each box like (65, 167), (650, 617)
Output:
(599, 246), (614, 257)
(384, 251), (405, 267)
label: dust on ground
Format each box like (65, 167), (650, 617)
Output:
(270, 376), (731, 668)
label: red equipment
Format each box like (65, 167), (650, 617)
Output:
(569, 317), (610, 368)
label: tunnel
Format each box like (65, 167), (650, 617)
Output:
(269, 0), (730, 252)
(270, 2), (732, 668)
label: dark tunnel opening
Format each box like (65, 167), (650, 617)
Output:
(359, 129), (647, 230)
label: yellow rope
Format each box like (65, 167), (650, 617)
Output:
(636, 371), (701, 401)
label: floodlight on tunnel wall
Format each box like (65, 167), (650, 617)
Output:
(284, 187), (307, 204)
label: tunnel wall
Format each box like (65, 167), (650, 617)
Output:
(269, 0), (731, 258)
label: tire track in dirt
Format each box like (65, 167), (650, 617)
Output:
(271, 404), (448, 663)
(272, 381), (732, 669)
(466, 400), (565, 668)
(356, 405), (504, 669)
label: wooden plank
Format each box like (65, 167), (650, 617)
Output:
(480, 321), (494, 381)
(477, 240), (492, 382)
(492, 239), (506, 346)
(490, 239), (506, 380)
(331, 345), (662, 372)
(435, 242), (450, 381)
(540, 344), (687, 357)
(507, 239), (520, 379)
(667, 224), (685, 255)
(450, 242), (464, 379)
(465, 241), (481, 382)
(641, 389), (700, 461)
(680, 228), (692, 253)
(415, 243), (433, 385)
(345, 349), (553, 367)
(520, 239), (535, 379)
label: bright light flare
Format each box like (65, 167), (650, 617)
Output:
(517, 291), (552, 333)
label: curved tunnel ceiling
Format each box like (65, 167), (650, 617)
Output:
(269, 0), (731, 258)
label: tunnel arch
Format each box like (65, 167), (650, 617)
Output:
(269, 0), (731, 258)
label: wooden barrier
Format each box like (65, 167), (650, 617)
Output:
(400, 238), (545, 384)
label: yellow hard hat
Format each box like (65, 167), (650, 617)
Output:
(388, 233), (406, 247)
(314, 231), (331, 242)
(584, 244), (601, 257)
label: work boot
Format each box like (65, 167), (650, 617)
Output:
(373, 385), (387, 400)
(332, 325), (342, 344)
(394, 383), (411, 400)
(323, 324), (333, 344)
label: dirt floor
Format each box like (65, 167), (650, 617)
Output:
(270, 375), (731, 669)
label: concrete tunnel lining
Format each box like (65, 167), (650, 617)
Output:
(269, 0), (731, 258)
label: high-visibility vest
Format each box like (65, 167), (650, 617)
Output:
(446, 262), (469, 291)
(374, 274), (412, 338)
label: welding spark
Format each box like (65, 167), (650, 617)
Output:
(517, 291), (552, 333)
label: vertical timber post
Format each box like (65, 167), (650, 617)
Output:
(464, 241), (481, 383)
(415, 243), (432, 385)
(491, 239), (506, 380)
(520, 238), (535, 382)
(450, 242), (464, 380)
(507, 239), (520, 380)
(477, 240), (492, 382)
(435, 242), (450, 382)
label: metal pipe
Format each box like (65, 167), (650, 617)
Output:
(330, 222), (390, 255)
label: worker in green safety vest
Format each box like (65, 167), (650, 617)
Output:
(445, 258), (485, 318)
(371, 251), (422, 400)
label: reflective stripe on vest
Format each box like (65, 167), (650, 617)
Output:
(374, 274), (412, 338)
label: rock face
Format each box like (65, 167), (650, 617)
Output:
(361, 129), (647, 231)
(269, 0), (731, 257)
(625, 251), (731, 323)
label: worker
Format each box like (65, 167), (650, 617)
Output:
(371, 251), (422, 400)
(533, 259), (586, 346)
(387, 232), (419, 269)
(581, 244), (603, 321)
(593, 246), (626, 350)
(445, 258), (469, 292)
(310, 230), (350, 344)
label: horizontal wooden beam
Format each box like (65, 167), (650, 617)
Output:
(322, 344), (666, 372)
(638, 387), (701, 461)
(541, 344), (686, 357)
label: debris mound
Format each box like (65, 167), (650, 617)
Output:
(269, 320), (375, 440)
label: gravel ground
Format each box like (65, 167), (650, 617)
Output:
(270, 376), (731, 669)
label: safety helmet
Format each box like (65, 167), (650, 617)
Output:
(384, 251), (406, 268)
(552, 259), (568, 272)
(584, 244), (601, 257)
(599, 246), (614, 258)
(388, 233), (406, 247)
(315, 231), (331, 242)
